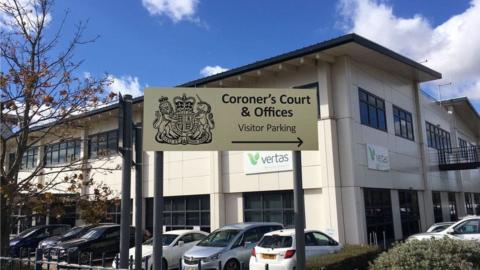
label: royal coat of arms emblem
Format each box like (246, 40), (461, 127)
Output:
(153, 94), (215, 145)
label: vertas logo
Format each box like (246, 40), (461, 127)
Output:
(244, 151), (293, 174)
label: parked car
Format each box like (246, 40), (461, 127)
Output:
(113, 229), (208, 270)
(249, 229), (343, 270)
(38, 224), (95, 257)
(9, 224), (71, 257)
(426, 222), (455, 233)
(50, 224), (140, 263)
(408, 216), (480, 241)
(182, 222), (283, 270)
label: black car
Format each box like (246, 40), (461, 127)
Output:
(50, 224), (137, 263)
(38, 224), (95, 257)
(9, 224), (71, 257)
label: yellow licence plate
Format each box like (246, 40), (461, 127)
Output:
(261, 254), (276, 260)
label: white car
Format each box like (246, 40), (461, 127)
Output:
(408, 216), (480, 241)
(426, 222), (455, 233)
(249, 229), (343, 270)
(113, 229), (208, 270)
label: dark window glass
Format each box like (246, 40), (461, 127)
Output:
(146, 195), (210, 233)
(426, 122), (451, 150)
(432, 192), (443, 223)
(364, 188), (394, 247)
(474, 193), (480, 216)
(101, 200), (132, 224)
(465, 193), (474, 215)
(398, 190), (420, 238)
(393, 105), (414, 141)
(459, 138), (468, 159)
(448, 192), (458, 221)
(244, 190), (294, 227)
(45, 139), (81, 166)
(17, 147), (38, 170)
(358, 88), (387, 131)
(88, 130), (118, 158)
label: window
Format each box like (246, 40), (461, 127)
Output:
(455, 219), (480, 234)
(448, 192), (458, 221)
(475, 194), (480, 215)
(359, 88), (387, 131)
(243, 191), (294, 227)
(398, 190), (420, 238)
(9, 148), (38, 170)
(44, 140), (81, 166)
(459, 138), (468, 159)
(294, 82), (320, 118)
(312, 232), (336, 246)
(101, 200), (132, 224)
(432, 192), (443, 223)
(393, 106), (414, 141)
(88, 130), (118, 159)
(147, 195), (210, 233)
(426, 122), (451, 150)
(466, 193), (474, 215)
(363, 188), (394, 247)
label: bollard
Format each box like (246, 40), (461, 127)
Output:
(19, 247), (23, 270)
(27, 248), (31, 269)
(102, 252), (106, 267)
(265, 263), (269, 270)
(198, 259), (202, 270)
(89, 252), (93, 270)
(179, 258), (182, 269)
(218, 260), (222, 270)
(34, 249), (43, 270)
(114, 255), (120, 269)
(47, 253), (51, 270)
(129, 255), (134, 269)
(144, 256), (149, 270)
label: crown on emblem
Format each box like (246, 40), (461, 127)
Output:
(174, 94), (195, 112)
(158, 97), (168, 103)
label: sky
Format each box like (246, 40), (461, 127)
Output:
(2, 0), (479, 111)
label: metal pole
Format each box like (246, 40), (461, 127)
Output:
(153, 151), (164, 270)
(119, 94), (133, 269)
(134, 124), (143, 270)
(293, 151), (305, 270)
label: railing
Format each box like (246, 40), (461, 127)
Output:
(437, 146), (480, 171)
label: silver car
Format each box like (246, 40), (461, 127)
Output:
(182, 222), (283, 270)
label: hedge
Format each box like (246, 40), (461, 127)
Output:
(370, 237), (480, 270)
(306, 244), (380, 270)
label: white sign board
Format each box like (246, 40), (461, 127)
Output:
(244, 151), (293, 174)
(367, 144), (390, 171)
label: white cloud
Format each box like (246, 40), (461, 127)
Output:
(107, 75), (143, 97)
(338, 0), (480, 102)
(142, 0), (199, 23)
(0, 0), (52, 31)
(200, 65), (229, 77)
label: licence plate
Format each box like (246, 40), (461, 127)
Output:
(184, 266), (197, 270)
(51, 254), (58, 260)
(261, 254), (276, 260)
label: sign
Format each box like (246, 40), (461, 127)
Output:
(244, 151), (293, 174)
(143, 87), (318, 151)
(367, 144), (390, 171)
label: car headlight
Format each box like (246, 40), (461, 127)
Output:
(201, 253), (220, 263)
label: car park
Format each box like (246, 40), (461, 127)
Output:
(38, 224), (95, 258)
(9, 224), (71, 257)
(182, 222), (283, 270)
(408, 216), (480, 241)
(249, 229), (343, 270)
(426, 222), (455, 233)
(50, 224), (140, 263)
(112, 229), (208, 270)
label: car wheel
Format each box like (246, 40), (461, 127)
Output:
(79, 252), (90, 265)
(224, 259), (240, 270)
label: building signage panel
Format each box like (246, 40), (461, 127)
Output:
(143, 87), (318, 151)
(367, 144), (390, 171)
(244, 151), (293, 174)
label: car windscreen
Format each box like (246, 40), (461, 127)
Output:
(81, 228), (104, 240)
(431, 225), (450, 232)
(62, 227), (85, 238)
(16, 227), (38, 238)
(258, 235), (293, 248)
(197, 229), (240, 247)
(143, 234), (178, 246)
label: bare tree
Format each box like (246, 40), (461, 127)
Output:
(0, 0), (119, 256)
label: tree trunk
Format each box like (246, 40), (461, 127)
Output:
(0, 194), (11, 257)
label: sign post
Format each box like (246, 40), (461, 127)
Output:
(119, 94), (133, 269)
(143, 87), (318, 270)
(134, 124), (143, 270)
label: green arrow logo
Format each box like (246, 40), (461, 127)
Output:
(247, 152), (260, 165)
(368, 147), (376, 161)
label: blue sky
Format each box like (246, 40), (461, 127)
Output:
(5, 0), (480, 110)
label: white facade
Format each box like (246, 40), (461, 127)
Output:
(9, 34), (480, 245)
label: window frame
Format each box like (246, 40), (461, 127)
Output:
(243, 190), (294, 227)
(88, 129), (118, 159)
(426, 122), (452, 150)
(393, 105), (414, 141)
(358, 88), (387, 132)
(44, 139), (81, 167)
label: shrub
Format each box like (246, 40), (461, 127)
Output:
(306, 244), (380, 270)
(370, 238), (480, 270)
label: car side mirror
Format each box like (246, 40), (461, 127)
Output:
(177, 241), (184, 247)
(446, 228), (456, 235)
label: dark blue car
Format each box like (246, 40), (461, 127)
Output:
(38, 224), (95, 257)
(9, 224), (71, 257)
